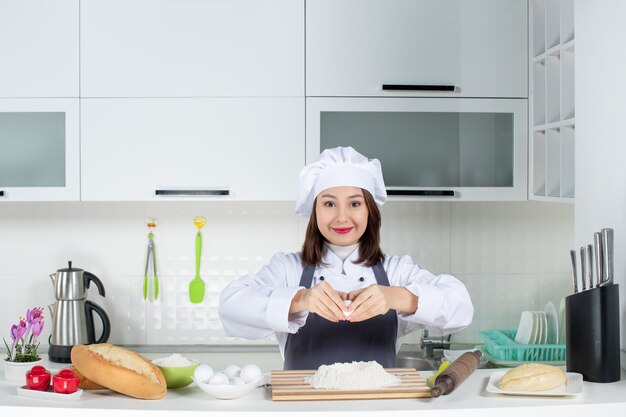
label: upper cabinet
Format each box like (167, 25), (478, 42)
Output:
(80, 0), (304, 97)
(307, 97), (528, 201)
(0, 1), (80, 201)
(81, 98), (304, 201)
(529, 0), (575, 203)
(306, 0), (527, 98)
(0, 99), (80, 201)
(0, 0), (79, 98)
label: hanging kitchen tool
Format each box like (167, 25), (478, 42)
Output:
(143, 217), (159, 301)
(189, 216), (206, 303)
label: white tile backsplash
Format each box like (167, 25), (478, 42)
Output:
(0, 200), (574, 347)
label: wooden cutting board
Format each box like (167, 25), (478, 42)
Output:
(271, 368), (431, 401)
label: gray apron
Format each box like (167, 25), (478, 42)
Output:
(283, 262), (398, 370)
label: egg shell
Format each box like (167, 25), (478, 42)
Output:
(239, 364), (262, 383)
(193, 364), (214, 383)
(208, 372), (229, 385)
(223, 365), (241, 379)
(229, 377), (246, 385)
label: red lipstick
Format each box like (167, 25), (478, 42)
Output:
(332, 227), (353, 234)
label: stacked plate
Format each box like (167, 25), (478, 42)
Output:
(514, 302), (559, 345)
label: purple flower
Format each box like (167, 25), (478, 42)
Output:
(11, 318), (27, 342)
(27, 307), (44, 325)
(5, 307), (45, 361)
(26, 307), (44, 341)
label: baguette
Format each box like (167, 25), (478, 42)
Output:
(71, 343), (166, 399)
(499, 363), (566, 392)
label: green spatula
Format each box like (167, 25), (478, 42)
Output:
(189, 216), (206, 303)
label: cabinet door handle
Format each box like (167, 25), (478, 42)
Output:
(382, 84), (456, 92)
(0, 190), (4, 197)
(155, 188), (230, 196)
(386, 189), (455, 197)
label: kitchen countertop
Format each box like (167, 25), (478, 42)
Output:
(2, 352), (625, 417)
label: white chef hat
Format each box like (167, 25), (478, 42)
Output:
(294, 146), (387, 217)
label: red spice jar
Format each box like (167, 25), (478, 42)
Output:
(26, 365), (51, 391)
(52, 369), (80, 394)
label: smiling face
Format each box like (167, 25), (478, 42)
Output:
(315, 186), (369, 246)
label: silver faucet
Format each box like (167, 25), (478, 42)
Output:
(420, 330), (451, 358)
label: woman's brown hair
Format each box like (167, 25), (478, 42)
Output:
(301, 189), (384, 267)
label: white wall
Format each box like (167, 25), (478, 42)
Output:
(0, 201), (573, 349)
(575, 0), (626, 368)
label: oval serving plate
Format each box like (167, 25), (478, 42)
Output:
(485, 370), (582, 397)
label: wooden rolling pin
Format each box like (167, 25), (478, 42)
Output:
(430, 350), (482, 398)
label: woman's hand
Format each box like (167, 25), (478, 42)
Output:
(346, 285), (418, 322)
(289, 281), (348, 322)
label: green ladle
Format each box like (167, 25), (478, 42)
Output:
(189, 216), (206, 303)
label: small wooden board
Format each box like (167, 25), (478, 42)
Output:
(271, 368), (431, 401)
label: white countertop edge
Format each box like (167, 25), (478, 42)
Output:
(3, 403), (626, 417)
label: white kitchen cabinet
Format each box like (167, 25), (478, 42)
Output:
(529, 0), (575, 203)
(80, 0), (304, 98)
(0, 99), (80, 201)
(307, 97), (528, 201)
(0, 0), (79, 98)
(81, 98), (304, 201)
(306, 0), (527, 98)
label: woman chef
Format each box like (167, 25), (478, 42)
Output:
(219, 147), (473, 370)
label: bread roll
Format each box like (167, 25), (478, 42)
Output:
(65, 366), (107, 390)
(71, 344), (166, 399)
(499, 363), (566, 392)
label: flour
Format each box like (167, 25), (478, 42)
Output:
(153, 353), (195, 367)
(305, 361), (400, 390)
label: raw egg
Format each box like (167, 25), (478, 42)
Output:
(208, 372), (229, 385)
(223, 364), (241, 379)
(240, 364), (262, 383)
(193, 364), (214, 383)
(343, 300), (353, 318)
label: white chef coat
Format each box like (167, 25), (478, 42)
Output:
(218, 247), (474, 359)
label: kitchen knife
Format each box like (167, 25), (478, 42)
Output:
(594, 232), (604, 289)
(601, 228), (614, 286)
(579, 246), (587, 291)
(569, 249), (578, 293)
(587, 244), (594, 289)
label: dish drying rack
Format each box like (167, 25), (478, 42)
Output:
(478, 330), (566, 366)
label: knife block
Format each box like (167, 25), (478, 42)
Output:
(565, 284), (620, 382)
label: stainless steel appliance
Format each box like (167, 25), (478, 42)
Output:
(48, 262), (111, 363)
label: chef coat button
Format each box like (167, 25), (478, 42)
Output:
(319, 276), (325, 281)
(359, 277), (365, 282)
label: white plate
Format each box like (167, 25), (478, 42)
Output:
(545, 301), (559, 344)
(535, 311), (548, 344)
(486, 370), (582, 396)
(193, 377), (264, 400)
(529, 312), (539, 344)
(17, 386), (83, 402)
(514, 311), (534, 344)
